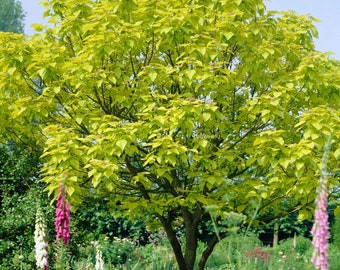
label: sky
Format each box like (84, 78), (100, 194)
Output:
(21, 0), (340, 60)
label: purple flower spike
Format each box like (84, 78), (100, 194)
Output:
(55, 184), (71, 245)
(311, 187), (329, 270)
(311, 136), (332, 270)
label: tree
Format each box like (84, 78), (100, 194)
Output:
(0, 0), (25, 33)
(0, 0), (339, 269)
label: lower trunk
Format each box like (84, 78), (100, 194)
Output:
(158, 215), (188, 270)
(198, 232), (227, 270)
(184, 223), (198, 270)
(158, 208), (203, 269)
(273, 222), (279, 248)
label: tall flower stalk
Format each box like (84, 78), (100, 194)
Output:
(311, 136), (332, 270)
(34, 206), (49, 270)
(93, 241), (104, 270)
(55, 183), (71, 245)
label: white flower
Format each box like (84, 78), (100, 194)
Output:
(93, 241), (104, 270)
(34, 208), (48, 270)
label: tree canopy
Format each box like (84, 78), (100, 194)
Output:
(0, 0), (339, 269)
(0, 0), (25, 33)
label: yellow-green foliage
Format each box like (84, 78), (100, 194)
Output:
(0, 0), (339, 269)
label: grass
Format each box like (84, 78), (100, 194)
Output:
(67, 233), (340, 270)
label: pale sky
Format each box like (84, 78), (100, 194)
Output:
(21, 0), (340, 59)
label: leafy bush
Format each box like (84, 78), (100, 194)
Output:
(138, 244), (177, 270)
(328, 243), (340, 270)
(330, 215), (340, 247)
(270, 236), (314, 270)
(277, 235), (312, 255)
(199, 234), (265, 269)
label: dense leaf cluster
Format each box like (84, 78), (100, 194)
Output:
(0, 0), (339, 269)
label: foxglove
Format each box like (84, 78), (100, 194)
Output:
(311, 136), (331, 270)
(55, 184), (71, 245)
(94, 241), (104, 270)
(34, 207), (49, 270)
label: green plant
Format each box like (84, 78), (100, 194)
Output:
(102, 237), (137, 266)
(278, 236), (312, 255)
(271, 236), (314, 270)
(54, 240), (72, 270)
(138, 243), (177, 270)
(328, 243), (340, 270)
(199, 234), (264, 269)
(330, 215), (340, 247)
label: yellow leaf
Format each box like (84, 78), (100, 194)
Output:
(7, 67), (16, 75)
(202, 113), (211, 122)
(296, 162), (304, 171)
(68, 176), (78, 182)
(116, 139), (127, 151)
(160, 27), (172, 34)
(83, 64), (93, 73)
(199, 139), (208, 148)
(262, 52), (269, 59)
(253, 136), (268, 146)
(261, 192), (268, 199)
(149, 72), (157, 82)
(247, 191), (257, 198)
(75, 116), (83, 124)
(297, 210), (310, 221)
(334, 206), (340, 216)
(223, 32), (234, 40)
(67, 186), (75, 196)
(32, 24), (44, 32)
(273, 137), (284, 145)
(196, 47), (206, 56)
(185, 69), (196, 80)
(312, 122), (322, 130)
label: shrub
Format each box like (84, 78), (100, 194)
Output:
(271, 236), (314, 270)
(330, 215), (340, 247)
(328, 243), (340, 270)
(201, 234), (265, 269)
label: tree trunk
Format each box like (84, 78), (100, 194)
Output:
(158, 215), (188, 270)
(198, 232), (228, 270)
(158, 207), (203, 270)
(182, 206), (204, 270)
(273, 222), (279, 248)
(184, 220), (198, 270)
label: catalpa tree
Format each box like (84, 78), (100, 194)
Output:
(0, 0), (339, 269)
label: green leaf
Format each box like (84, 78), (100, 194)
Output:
(196, 47), (206, 56)
(92, 172), (102, 188)
(334, 148), (340, 159)
(185, 69), (196, 80)
(253, 137), (268, 146)
(149, 71), (157, 82)
(7, 67), (16, 75)
(298, 210), (311, 222)
(273, 137), (284, 145)
(83, 63), (93, 72)
(223, 32), (234, 40)
(334, 206), (340, 216)
(262, 51), (269, 59)
(202, 112), (211, 122)
(116, 139), (127, 151)
(160, 27), (172, 34)
(75, 116), (83, 124)
(199, 140), (209, 148)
